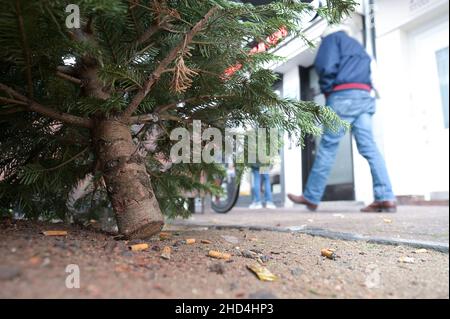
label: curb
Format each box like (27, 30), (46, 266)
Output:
(169, 222), (449, 253)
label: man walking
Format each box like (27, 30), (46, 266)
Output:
(288, 25), (396, 213)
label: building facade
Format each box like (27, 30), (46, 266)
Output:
(261, 0), (449, 207)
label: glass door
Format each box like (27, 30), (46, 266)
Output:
(300, 66), (355, 201)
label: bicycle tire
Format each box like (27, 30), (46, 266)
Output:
(211, 179), (240, 214)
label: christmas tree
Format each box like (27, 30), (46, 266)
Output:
(0, 0), (355, 238)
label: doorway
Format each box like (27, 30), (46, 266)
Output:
(299, 66), (355, 201)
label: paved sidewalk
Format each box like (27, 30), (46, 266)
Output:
(171, 203), (449, 252)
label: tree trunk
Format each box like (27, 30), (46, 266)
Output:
(94, 119), (164, 239)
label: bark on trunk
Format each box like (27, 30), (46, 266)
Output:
(94, 119), (164, 239)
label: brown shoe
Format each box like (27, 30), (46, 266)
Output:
(287, 194), (318, 211)
(361, 201), (397, 213)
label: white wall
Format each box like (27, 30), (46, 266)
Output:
(375, 0), (449, 199)
(281, 68), (303, 207)
(375, 0), (449, 37)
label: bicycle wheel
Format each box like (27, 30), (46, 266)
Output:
(211, 175), (240, 214)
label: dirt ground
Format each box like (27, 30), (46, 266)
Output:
(0, 219), (448, 299)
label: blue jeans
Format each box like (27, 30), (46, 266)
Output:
(303, 89), (395, 205)
(251, 167), (273, 203)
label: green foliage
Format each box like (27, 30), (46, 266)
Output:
(0, 0), (355, 221)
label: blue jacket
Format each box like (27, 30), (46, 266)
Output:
(314, 31), (372, 94)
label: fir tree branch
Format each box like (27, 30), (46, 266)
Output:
(0, 96), (27, 114)
(128, 1), (142, 36)
(130, 113), (159, 124)
(15, 0), (33, 98)
(136, 23), (163, 45)
(67, 29), (111, 101)
(159, 113), (192, 123)
(153, 101), (183, 114)
(129, 95), (231, 124)
(57, 65), (76, 75)
(56, 71), (82, 85)
(96, 20), (118, 64)
(0, 107), (26, 115)
(155, 95), (231, 113)
(130, 113), (191, 124)
(39, 147), (89, 172)
(0, 97), (28, 106)
(132, 3), (184, 56)
(121, 6), (220, 119)
(0, 83), (93, 128)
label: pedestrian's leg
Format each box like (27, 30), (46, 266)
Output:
(303, 129), (345, 204)
(352, 113), (395, 201)
(251, 167), (261, 203)
(262, 173), (273, 203)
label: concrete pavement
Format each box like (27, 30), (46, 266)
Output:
(171, 202), (449, 252)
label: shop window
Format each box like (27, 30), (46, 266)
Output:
(435, 47), (449, 128)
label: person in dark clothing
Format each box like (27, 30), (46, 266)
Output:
(288, 25), (397, 213)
